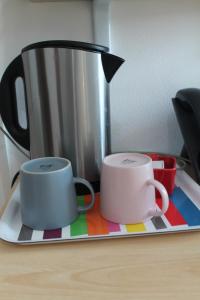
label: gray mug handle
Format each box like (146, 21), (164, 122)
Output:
(73, 177), (95, 212)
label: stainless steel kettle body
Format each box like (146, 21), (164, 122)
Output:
(0, 41), (124, 183)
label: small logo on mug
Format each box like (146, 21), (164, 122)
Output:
(121, 159), (137, 165)
(39, 164), (53, 171)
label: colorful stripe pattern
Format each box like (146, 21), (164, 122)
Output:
(85, 194), (110, 236)
(18, 225), (33, 241)
(17, 187), (200, 242)
(70, 196), (88, 236)
(151, 216), (167, 229)
(171, 188), (200, 226)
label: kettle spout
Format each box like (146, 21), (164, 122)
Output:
(101, 53), (125, 83)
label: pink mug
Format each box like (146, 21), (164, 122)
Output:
(100, 153), (169, 224)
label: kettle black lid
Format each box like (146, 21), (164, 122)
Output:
(22, 40), (109, 54)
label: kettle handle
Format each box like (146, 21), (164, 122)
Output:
(0, 55), (30, 150)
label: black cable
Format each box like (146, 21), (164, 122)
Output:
(11, 171), (20, 188)
(0, 126), (30, 159)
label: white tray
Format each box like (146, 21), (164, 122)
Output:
(1, 169), (200, 245)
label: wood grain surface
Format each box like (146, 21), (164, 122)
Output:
(0, 232), (200, 300)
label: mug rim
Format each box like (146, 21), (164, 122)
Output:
(20, 157), (71, 175)
(103, 152), (152, 169)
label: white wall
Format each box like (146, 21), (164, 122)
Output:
(1, 0), (200, 205)
(110, 0), (200, 154)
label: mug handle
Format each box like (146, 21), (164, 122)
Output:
(147, 179), (169, 217)
(73, 177), (95, 212)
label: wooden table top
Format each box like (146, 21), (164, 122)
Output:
(0, 231), (200, 300)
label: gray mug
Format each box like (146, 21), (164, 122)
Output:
(20, 157), (95, 230)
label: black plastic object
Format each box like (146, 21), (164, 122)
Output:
(0, 55), (30, 150)
(172, 88), (200, 183)
(11, 171), (20, 188)
(101, 53), (125, 83)
(22, 40), (109, 54)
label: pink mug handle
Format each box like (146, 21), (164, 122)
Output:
(147, 179), (169, 217)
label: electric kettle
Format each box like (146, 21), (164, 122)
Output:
(0, 40), (124, 184)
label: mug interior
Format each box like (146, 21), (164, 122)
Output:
(21, 157), (69, 174)
(103, 153), (151, 168)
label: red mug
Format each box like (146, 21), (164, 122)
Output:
(147, 153), (176, 196)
